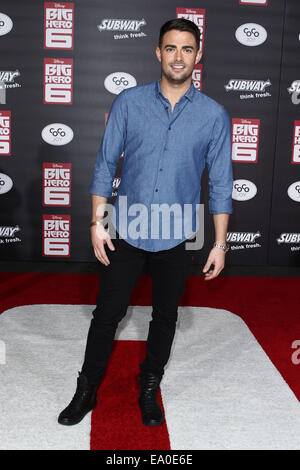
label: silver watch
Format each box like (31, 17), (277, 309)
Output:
(213, 242), (229, 252)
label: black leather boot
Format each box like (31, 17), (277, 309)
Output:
(58, 372), (98, 426)
(138, 372), (164, 427)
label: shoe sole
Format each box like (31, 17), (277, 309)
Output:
(58, 405), (97, 426)
(141, 417), (164, 427)
(58, 412), (90, 426)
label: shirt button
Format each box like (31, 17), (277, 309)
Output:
(155, 189), (158, 192)
(160, 168), (163, 171)
(164, 146), (167, 151)
(168, 127), (171, 130)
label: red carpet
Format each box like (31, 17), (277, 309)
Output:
(0, 272), (299, 449)
(91, 341), (170, 450)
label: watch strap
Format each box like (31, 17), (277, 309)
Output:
(213, 242), (229, 252)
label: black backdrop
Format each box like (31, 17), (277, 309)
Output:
(0, 0), (299, 266)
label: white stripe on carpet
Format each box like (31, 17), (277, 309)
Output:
(0, 305), (299, 450)
(0, 305), (92, 450)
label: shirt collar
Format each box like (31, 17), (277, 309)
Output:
(155, 80), (196, 102)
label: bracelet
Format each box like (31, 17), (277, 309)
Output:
(213, 242), (229, 252)
(90, 220), (102, 227)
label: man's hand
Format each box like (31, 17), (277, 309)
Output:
(202, 247), (226, 281)
(91, 223), (115, 266)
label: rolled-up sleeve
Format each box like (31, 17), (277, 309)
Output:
(205, 106), (233, 214)
(89, 90), (127, 197)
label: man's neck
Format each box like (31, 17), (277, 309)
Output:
(159, 77), (192, 110)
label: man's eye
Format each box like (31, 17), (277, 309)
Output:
(166, 48), (174, 52)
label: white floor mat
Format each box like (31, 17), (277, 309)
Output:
(0, 304), (299, 450)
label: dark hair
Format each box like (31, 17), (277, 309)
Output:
(158, 18), (200, 50)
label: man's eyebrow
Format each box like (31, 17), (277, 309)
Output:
(164, 44), (195, 49)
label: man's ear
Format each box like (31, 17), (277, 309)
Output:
(195, 50), (203, 64)
(156, 46), (162, 63)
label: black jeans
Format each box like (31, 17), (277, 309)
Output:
(81, 233), (195, 385)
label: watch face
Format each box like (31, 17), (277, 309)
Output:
(214, 243), (229, 252)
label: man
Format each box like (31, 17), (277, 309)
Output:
(58, 18), (233, 427)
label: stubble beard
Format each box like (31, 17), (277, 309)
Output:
(162, 64), (193, 85)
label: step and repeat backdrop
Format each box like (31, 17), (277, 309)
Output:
(0, 0), (299, 265)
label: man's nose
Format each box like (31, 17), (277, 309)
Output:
(175, 49), (183, 61)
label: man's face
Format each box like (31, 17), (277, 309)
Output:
(156, 29), (202, 85)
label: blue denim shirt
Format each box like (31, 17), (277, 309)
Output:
(89, 81), (233, 252)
